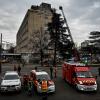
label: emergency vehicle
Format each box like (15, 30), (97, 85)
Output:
(0, 71), (21, 92)
(62, 61), (97, 91)
(30, 70), (55, 93)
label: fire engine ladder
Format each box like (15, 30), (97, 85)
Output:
(59, 6), (80, 61)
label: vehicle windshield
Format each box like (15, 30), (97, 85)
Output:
(67, 58), (75, 63)
(4, 75), (19, 80)
(76, 71), (93, 78)
(36, 74), (50, 81)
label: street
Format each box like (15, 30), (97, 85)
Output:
(0, 64), (100, 100)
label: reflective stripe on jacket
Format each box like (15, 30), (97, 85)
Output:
(41, 81), (48, 92)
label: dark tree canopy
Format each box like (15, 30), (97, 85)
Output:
(90, 31), (100, 36)
(80, 31), (100, 58)
(48, 9), (73, 60)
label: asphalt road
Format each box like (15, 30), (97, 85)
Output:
(0, 64), (100, 100)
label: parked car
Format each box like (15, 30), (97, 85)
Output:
(0, 71), (21, 92)
(30, 70), (55, 93)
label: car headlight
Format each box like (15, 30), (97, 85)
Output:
(16, 85), (20, 87)
(94, 81), (97, 85)
(79, 81), (83, 85)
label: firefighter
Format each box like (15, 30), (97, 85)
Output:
(27, 78), (34, 96)
(41, 78), (48, 100)
(23, 74), (29, 91)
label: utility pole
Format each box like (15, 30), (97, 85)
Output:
(40, 26), (43, 67)
(0, 33), (2, 74)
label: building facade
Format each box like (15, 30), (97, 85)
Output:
(16, 3), (53, 62)
(2, 41), (15, 50)
(81, 40), (90, 48)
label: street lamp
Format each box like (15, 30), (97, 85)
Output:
(0, 33), (2, 74)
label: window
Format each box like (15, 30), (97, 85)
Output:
(36, 74), (50, 81)
(4, 75), (19, 80)
(76, 71), (93, 78)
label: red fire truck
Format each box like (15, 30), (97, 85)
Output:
(62, 61), (97, 91)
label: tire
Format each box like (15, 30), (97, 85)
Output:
(75, 84), (80, 92)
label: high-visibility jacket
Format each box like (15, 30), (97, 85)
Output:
(41, 80), (48, 92)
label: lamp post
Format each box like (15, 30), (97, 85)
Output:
(0, 33), (2, 74)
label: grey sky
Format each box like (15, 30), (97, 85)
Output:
(0, 0), (100, 45)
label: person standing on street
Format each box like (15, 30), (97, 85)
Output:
(18, 64), (21, 75)
(35, 66), (37, 71)
(54, 66), (57, 78)
(27, 78), (34, 96)
(50, 66), (53, 79)
(22, 60), (25, 67)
